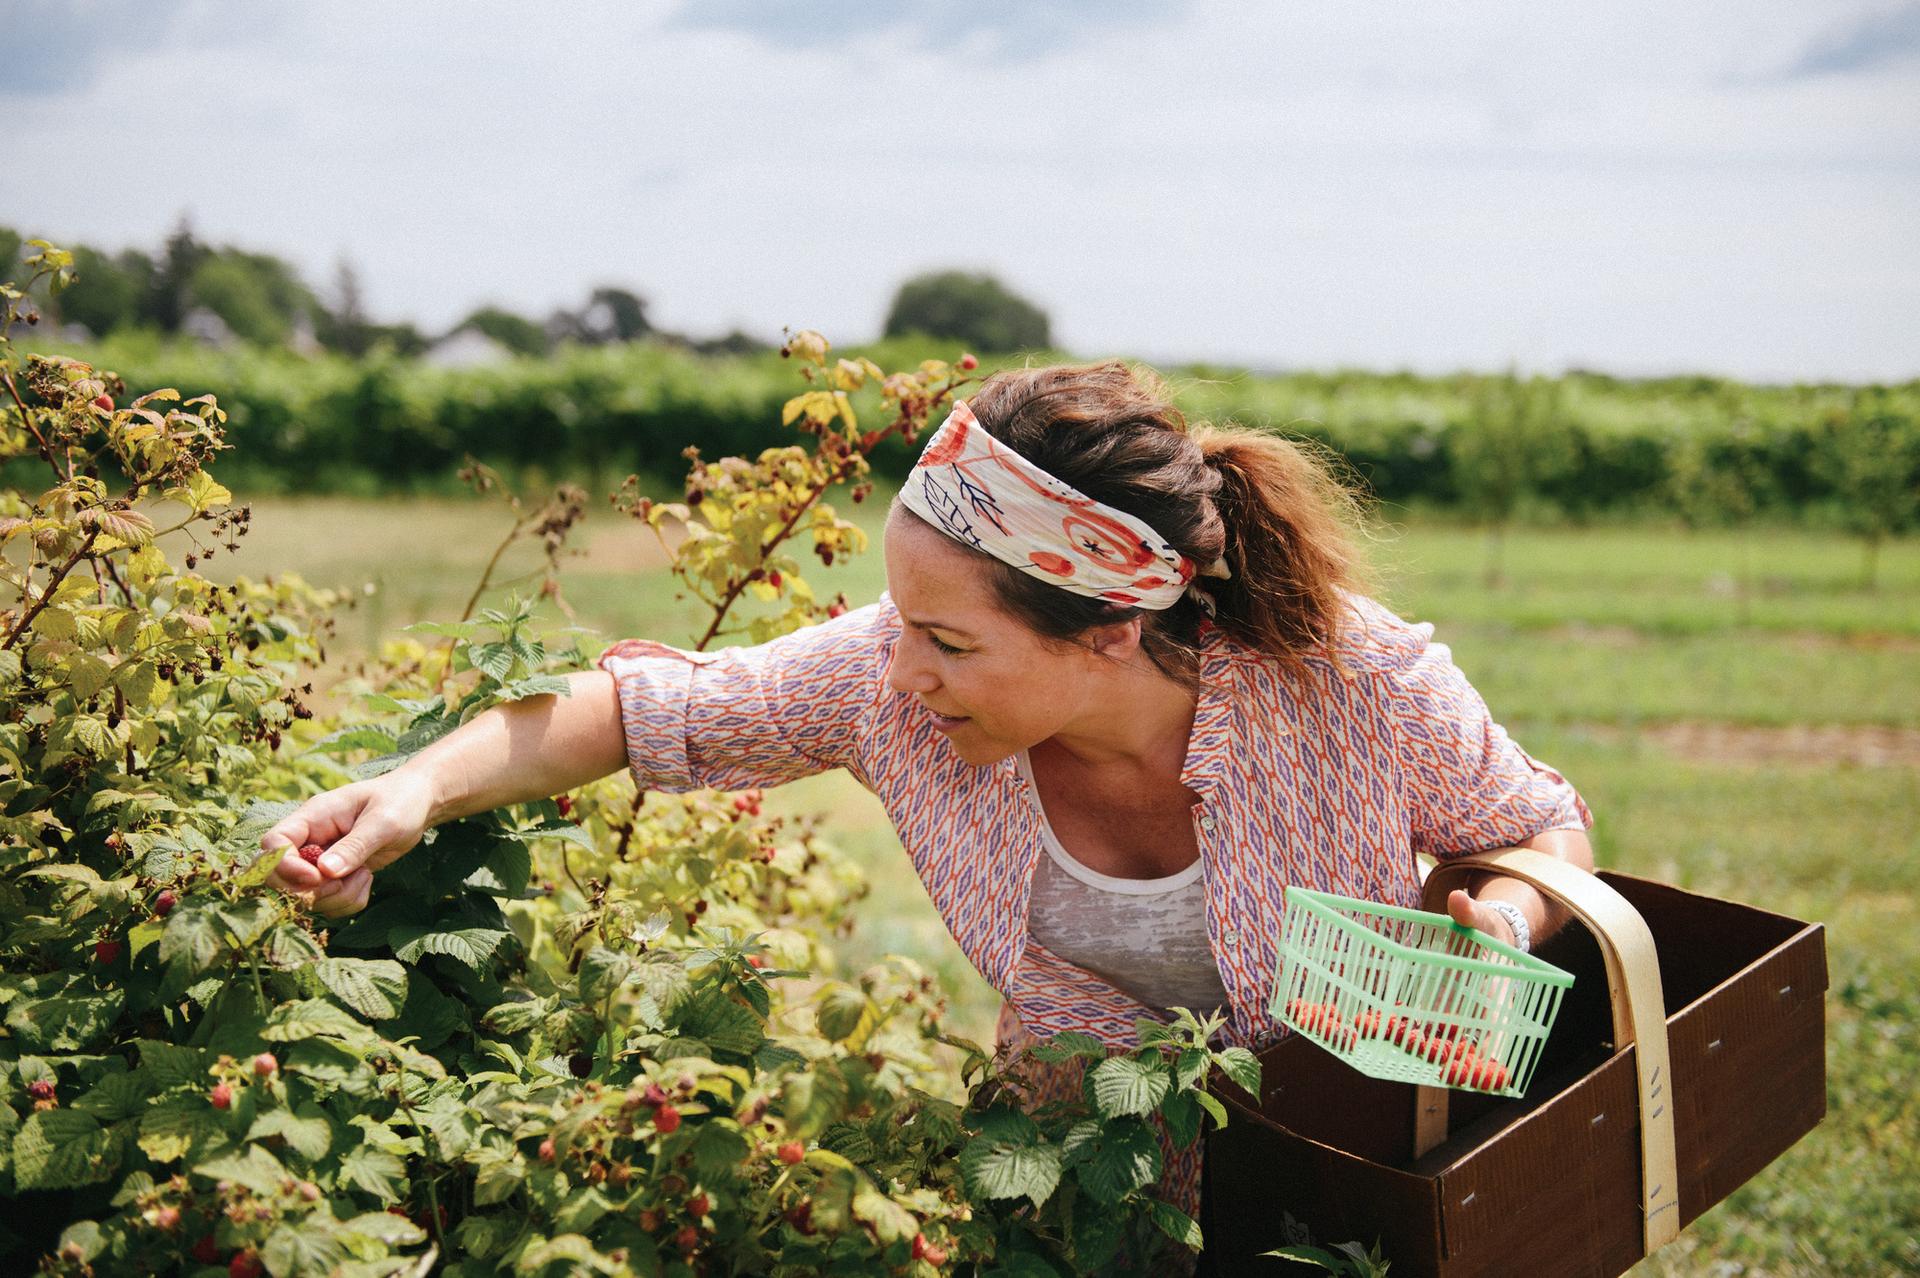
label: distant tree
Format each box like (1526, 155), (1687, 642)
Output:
(0, 227), (20, 278)
(549, 285), (652, 347)
(1454, 371), (1573, 588)
(455, 306), (548, 357)
(318, 259), (376, 355)
(185, 250), (321, 347)
(692, 329), (773, 357)
(143, 218), (209, 332)
(1812, 392), (1920, 590)
(882, 270), (1050, 352)
(52, 245), (148, 336)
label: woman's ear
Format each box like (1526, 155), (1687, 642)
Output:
(1087, 616), (1144, 662)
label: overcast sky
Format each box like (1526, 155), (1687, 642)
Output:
(4, 0), (1917, 382)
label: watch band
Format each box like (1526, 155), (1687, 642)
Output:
(1482, 899), (1532, 953)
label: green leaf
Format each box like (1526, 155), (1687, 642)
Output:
(261, 998), (367, 1043)
(677, 988), (765, 1057)
(1027, 1030), (1108, 1063)
(1088, 1055), (1172, 1119)
(1148, 1199), (1205, 1251)
(686, 1120), (751, 1181)
(959, 1134), (1064, 1210)
(1213, 1046), (1261, 1096)
(338, 1141), (407, 1203)
(342, 1210), (428, 1246)
(464, 839), (531, 896)
(13, 1108), (121, 1189)
(5, 985), (125, 1053)
(263, 1221), (348, 1274)
(816, 983), (874, 1043)
(390, 924), (512, 968)
(138, 1096), (221, 1163)
(1160, 1089), (1202, 1150)
(578, 947), (632, 1004)
(1072, 1117), (1161, 1204)
(1174, 1048), (1209, 1089)
(248, 1104), (334, 1161)
(159, 899), (226, 976)
(1193, 1089), (1229, 1132)
(308, 957), (407, 1019)
(73, 1072), (153, 1122)
(852, 1184), (920, 1243)
(195, 1145), (289, 1196)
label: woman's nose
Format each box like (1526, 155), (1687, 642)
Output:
(884, 642), (936, 695)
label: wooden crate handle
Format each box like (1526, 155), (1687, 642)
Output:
(1418, 848), (1681, 1254)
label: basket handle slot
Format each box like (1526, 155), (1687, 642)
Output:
(1418, 848), (1681, 1254)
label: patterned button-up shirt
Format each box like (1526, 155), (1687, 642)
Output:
(597, 589), (1594, 1232)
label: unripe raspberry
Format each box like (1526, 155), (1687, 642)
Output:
(538, 1138), (556, 1162)
(777, 1140), (804, 1164)
(296, 1180), (321, 1201)
(209, 1082), (232, 1110)
(152, 1204), (181, 1231)
(252, 1052), (278, 1078)
(154, 890), (177, 917)
(92, 394), (114, 411)
(958, 353), (979, 371)
(27, 1079), (55, 1101)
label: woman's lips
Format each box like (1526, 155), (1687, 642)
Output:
(925, 707), (969, 732)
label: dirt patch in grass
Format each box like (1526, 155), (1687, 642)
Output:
(1593, 721), (1920, 769)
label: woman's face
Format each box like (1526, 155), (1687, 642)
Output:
(882, 505), (1114, 767)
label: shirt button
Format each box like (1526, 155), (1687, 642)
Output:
(1223, 929), (1241, 946)
(1198, 815), (1216, 832)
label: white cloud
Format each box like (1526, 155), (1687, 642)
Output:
(3, 0), (1914, 380)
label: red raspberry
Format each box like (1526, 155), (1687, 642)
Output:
(639, 1207), (663, 1232)
(209, 1082), (232, 1110)
(826, 601), (847, 619)
(686, 1192), (710, 1217)
(958, 353), (979, 371)
(556, 795), (573, 817)
(1353, 1009), (1381, 1037)
(747, 954), (768, 969)
(538, 1138), (556, 1162)
(674, 1225), (699, 1252)
(777, 1140), (804, 1164)
(191, 1235), (220, 1264)
(654, 1103), (681, 1134)
(152, 1204), (181, 1231)
(768, 571), (782, 589)
(229, 1251), (263, 1278)
(26, 1080), (54, 1101)
(297, 843), (325, 865)
(94, 937), (122, 965)
(787, 1199), (815, 1235)
(154, 890), (177, 917)
(252, 1053), (278, 1078)
(92, 394), (113, 411)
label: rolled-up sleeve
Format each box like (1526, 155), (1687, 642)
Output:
(1384, 623), (1594, 859)
(595, 601), (890, 793)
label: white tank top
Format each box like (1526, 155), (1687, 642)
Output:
(1017, 748), (1233, 1016)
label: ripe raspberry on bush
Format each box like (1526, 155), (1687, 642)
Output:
(209, 1082), (233, 1110)
(297, 843), (325, 865)
(252, 1052), (278, 1078)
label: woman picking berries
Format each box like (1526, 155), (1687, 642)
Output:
(261, 360), (1596, 1249)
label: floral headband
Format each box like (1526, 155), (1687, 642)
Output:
(897, 400), (1231, 613)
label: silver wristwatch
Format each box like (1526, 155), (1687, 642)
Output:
(1482, 900), (1532, 954)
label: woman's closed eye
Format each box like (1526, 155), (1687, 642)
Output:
(930, 634), (967, 656)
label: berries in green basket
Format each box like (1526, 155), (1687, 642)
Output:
(1353, 1009), (1382, 1038)
(1474, 1059), (1510, 1091)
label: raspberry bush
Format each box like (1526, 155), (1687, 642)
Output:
(1, 244), (1252, 1276)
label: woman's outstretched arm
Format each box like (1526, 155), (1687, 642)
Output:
(260, 670), (626, 913)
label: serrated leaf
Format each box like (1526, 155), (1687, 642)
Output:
(853, 1184), (919, 1243)
(958, 1135), (1063, 1210)
(677, 988), (765, 1057)
(1028, 1030), (1109, 1063)
(13, 1108), (120, 1189)
(1073, 1117), (1161, 1204)
(338, 1141), (406, 1203)
(815, 984), (874, 1044)
(1089, 1055), (1172, 1119)
(390, 925), (512, 968)
(309, 957), (407, 1019)
(263, 1220), (347, 1275)
(248, 1104), (334, 1161)
(577, 947), (632, 1004)
(1213, 1046), (1261, 1096)
(135, 1040), (203, 1089)
(1147, 1199), (1204, 1251)
(195, 1145), (289, 1196)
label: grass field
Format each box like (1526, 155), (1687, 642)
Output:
(209, 481), (1918, 1276)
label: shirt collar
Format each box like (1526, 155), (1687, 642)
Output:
(1179, 623), (1239, 796)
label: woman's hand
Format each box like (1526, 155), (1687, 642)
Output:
(256, 768), (440, 918)
(1446, 889), (1523, 949)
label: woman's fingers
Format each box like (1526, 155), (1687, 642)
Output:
(308, 867), (373, 918)
(1447, 888), (1516, 948)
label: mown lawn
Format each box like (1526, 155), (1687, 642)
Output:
(217, 483), (1918, 1276)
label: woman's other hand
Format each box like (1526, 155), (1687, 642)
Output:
(1446, 888), (1523, 950)
(256, 768), (439, 918)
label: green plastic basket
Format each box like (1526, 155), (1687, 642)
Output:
(1268, 886), (1576, 1097)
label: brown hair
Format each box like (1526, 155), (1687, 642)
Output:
(896, 360), (1373, 689)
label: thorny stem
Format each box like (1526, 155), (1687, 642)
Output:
(2, 525), (100, 650)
